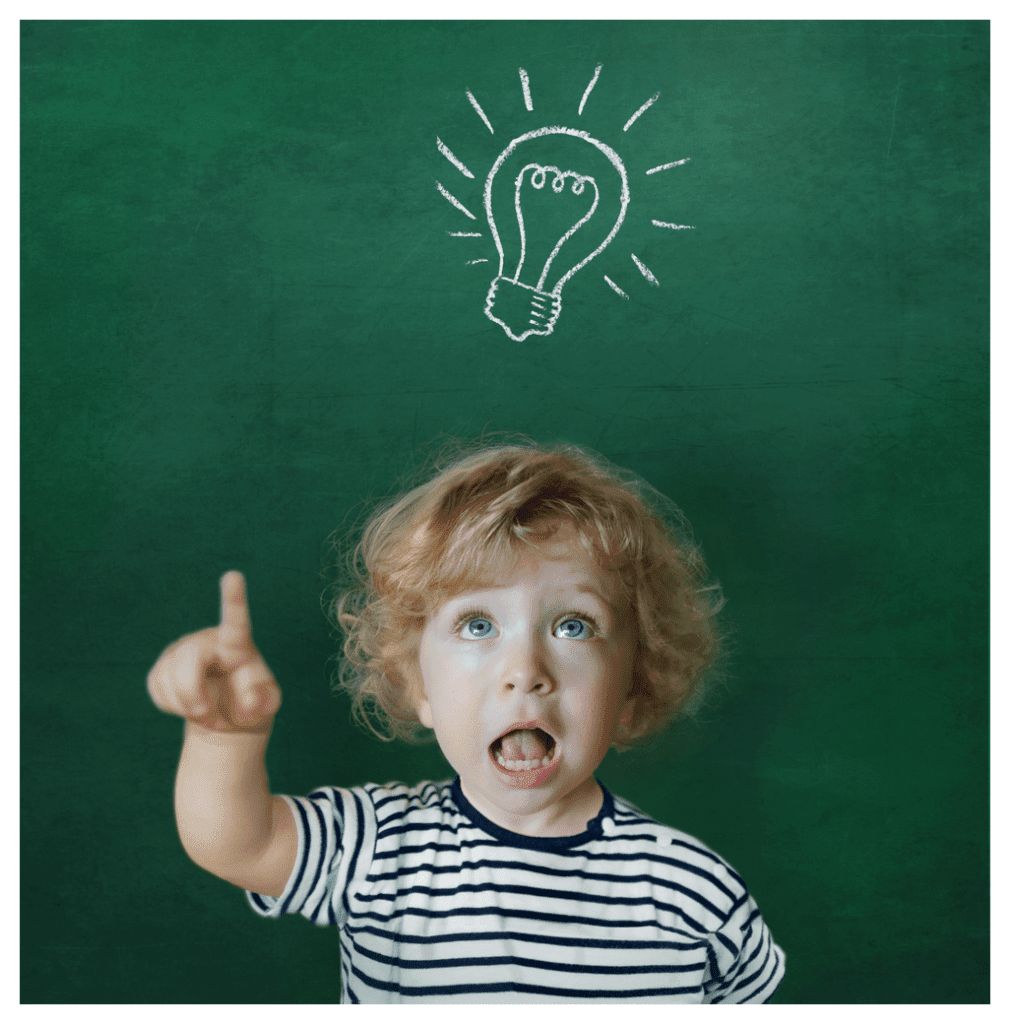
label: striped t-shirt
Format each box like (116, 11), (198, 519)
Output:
(247, 777), (785, 1003)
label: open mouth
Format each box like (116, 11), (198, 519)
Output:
(490, 726), (558, 771)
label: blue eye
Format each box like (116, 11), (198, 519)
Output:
(554, 618), (590, 639)
(461, 617), (497, 640)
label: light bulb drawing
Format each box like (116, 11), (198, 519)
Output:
(437, 65), (696, 342)
(483, 129), (628, 342)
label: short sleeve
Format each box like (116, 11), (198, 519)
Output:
(245, 787), (376, 929)
(703, 890), (786, 1003)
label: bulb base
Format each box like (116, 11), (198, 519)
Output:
(484, 277), (562, 342)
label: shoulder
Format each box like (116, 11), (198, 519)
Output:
(337, 778), (457, 835)
(605, 792), (749, 918)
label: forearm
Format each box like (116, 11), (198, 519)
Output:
(174, 721), (280, 882)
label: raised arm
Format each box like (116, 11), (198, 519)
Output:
(147, 572), (296, 898)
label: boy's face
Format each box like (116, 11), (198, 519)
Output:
(416, 521), (636, 837)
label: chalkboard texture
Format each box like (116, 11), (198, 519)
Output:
(22, 20), (988, 1003)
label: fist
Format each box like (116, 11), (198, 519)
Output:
(147, 571), (281, 732)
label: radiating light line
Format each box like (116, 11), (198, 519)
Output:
(437, 137), (475, 179)
(604, 275), (629, 299)
(623, 92), (660, 131)
(447, 231), (482, 237)
(631, 254), (659, 286)
(519, 68), (533, 111)
(466, 90), (494, 134)
(646, 158), (690, 175)
(652, 220), (695, 230)
(466, 259), (489, 265)
(578, 64), (603, 115)
(436, 181), (477, 220)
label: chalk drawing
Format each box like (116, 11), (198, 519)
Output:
(467, 90), (494, 134)
(646, 158), (690, 174)
(604, 275), (629, 299)
(438, 66), (698, 341)
(437, 137), (475, 178)
(519, 68), (533, 111)
(631, 253), (659, 285)
(578, 65), (603, 116)
(512, 164), (600, 290)
(483, 126), (629, 343)
(623, 92), (660, 131)
(437, 181), (477, 219)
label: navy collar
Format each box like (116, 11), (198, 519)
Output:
(449, 775), (615, 851)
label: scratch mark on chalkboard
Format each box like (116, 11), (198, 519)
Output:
(437, 137), (475, 179)
(595, 392), (634, 447)
(447, 231), (482, 237)
(436, 181), (477, 220)
(646, 158), (690, 175)
(578, 65), (603, 115)
(467, 90), (494, 133)
(519, 68), (533, 111)
(623, 92), (659, 131)
(652, 220), (695, 230)
(467, 259), (489, 265)
(886, 77), (901, 164)
(631, 254), (659, 286)
(604, 275), (629, 299)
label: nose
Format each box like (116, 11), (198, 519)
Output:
(499, 630), (555, 695)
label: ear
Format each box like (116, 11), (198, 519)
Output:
(618, 694), (636, 729)
(415, 690), (434, 729)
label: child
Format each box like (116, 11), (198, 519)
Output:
(147, 441), (785, 1003)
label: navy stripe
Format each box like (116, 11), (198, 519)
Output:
(371, 837), (744, 881)
(277, 798), (313, 916)
(346, 901), (707, 938)
(367, 853), (738, 904)
(348, 961), (703, 999)
(341, 790), (366, 919)
(354, 878), (723, 924)
(354, 878), (724, 921)
(371, 781), (443, 814)
(747, 948), (782, 1003)
(350, 937), (705, 975)
(345, 921), (706, 952)
(302, 797), (335, 924)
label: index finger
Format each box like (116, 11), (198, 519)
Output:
(218, 570), (254, 653)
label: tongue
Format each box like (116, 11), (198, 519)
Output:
(499, 728), (548, 761)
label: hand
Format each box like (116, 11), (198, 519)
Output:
(147, 571), (281, 733)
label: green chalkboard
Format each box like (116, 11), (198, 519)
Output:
(22, 20), (988, 1003)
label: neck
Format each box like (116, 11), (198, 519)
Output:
(460, 776), (604, 838)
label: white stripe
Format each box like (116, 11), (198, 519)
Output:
(578, 64), (603, 115)
(436, 181), (477, 220)
(604, 275), (629, 299)
(466, 89), (494, 133)
(631, 254), (659, 286)
(652, 220), (695, 230)
(646, 157), (690, 174)
(623, 91), (660, 131)
(466, 259), (489, 265)
(446, 231), (482, 237)
(436, 137), (475, 179)
(519, 67), (533, 111)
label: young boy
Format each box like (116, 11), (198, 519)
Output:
(147, 441), (785, 1003)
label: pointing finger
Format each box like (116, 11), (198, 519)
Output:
(218, 571), (254, 655)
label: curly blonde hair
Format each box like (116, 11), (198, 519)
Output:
(328, 438), (723, 750)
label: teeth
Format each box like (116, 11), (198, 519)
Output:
(494, 751), (554, 770)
